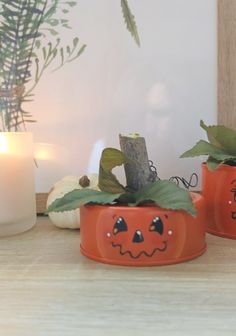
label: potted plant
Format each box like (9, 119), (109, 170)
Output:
(47, 135), (206, 266)
(0, 0), (139, 236)
(181, 120), (236, 239)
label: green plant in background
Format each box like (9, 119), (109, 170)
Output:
(121, 0), (140, 47)
(0, 0), (140, 132)
(181, 120), (236, 170)
(0, 0), (84, 131)
(47, 147), (196, 216)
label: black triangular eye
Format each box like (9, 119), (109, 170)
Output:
(149, 216), (163, 235)
(113, 217), (128, 235)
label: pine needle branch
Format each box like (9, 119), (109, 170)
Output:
(120, 0), (140, 47)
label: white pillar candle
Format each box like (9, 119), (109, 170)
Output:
(0, 132), (36, 236)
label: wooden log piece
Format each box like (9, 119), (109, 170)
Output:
(119, 134), (155, 191)
(218, 0), (236, 129)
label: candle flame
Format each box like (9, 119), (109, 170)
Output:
(0, 134), (8, 153)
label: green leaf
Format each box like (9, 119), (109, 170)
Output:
(210, 153), (236, 162)
(60, 47), (64, 66)
(48, 19), (59, 27)
(98, 148), (129, 194)
(62, 24), (71, 29)
(49, 28), (58, 36)
(73, 37), (79, 48)
(42, 46), (47, 59)
(66, 1), (77, 7)
(47, 189), (121, 213)
(206, 157), (222, 171)
(132, 180), (196, 216)
(200, 120), (236, 154)
(35, 40), (41, 49)
(181, 140), (224, 158)
(117, 192), (136, 204)
(120, 0), (140, 47)
(181, 139), (236, 163)
(66, 45), (71, 54)
(44, 5), (57, 21)
(68, 44), (86, 62)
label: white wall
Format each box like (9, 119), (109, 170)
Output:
(29, 0), (217, 192)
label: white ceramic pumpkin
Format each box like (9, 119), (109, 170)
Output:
(47, 174), (99, 229)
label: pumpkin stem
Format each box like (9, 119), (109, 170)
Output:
(79, 175), (90, 188)
(119, 134), (155, 191)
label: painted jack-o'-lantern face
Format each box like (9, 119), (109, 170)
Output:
(110, 215), (168, 259)
(92, 207), (185, 264)
(214, 176), (236, 233)
(217, 177), (236, 232)
(230, 179), (236, 220)
(202, 164), (236, 237)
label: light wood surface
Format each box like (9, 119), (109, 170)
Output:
(218, 0), (236, 129)
(0, 216), (236, 336)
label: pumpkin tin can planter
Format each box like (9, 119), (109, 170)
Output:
(181, 121), (236, 239)
(47, 142), (207, 266)
(80, 192), (206, 266)
(202, 163), (236, 239)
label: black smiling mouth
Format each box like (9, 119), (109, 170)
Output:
(232, 212), (236, 220)
(111, 241), (168, 259)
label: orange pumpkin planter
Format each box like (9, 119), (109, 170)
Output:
(80, 192), (206, 266)
(202, 163), (236, 239)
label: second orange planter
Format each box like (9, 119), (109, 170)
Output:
(202, 163), (236, 239)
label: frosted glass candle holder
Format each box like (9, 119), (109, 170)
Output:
(0, 132), (36, 236)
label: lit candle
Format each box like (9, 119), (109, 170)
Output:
(0, 133), (36, 236)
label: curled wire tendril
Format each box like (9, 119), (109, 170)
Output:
(148, 160), (198, 189)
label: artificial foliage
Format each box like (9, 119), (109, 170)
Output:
(181, 120), (236, 170)
(0, 0), (140, 131)
(121, 0), (140, 47)
(47, 148), (196, 216)
(0, 0), (83, 131)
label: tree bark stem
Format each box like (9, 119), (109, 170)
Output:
(119, 134), (155, 191)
